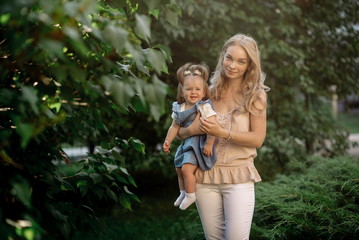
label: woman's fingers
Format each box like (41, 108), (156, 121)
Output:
(199, 117), (212, 133)
(200, 117), (222, 137)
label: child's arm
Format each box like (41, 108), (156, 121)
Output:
(163, 120), (180, 154)
(202, 115), (216, 156)
(198, 103), (217, 156)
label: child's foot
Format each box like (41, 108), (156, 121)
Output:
(174, 190), (185, 206)
(179, 192), (196, 210)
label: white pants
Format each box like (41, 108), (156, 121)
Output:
(195, 182), (255, 240)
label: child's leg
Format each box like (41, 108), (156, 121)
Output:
(174, 167), (185, 206)
(179, 163), (198, 210)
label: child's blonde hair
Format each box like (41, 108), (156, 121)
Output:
(176, 63), (211, 104)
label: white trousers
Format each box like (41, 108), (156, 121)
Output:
(195, 182), (255, 240)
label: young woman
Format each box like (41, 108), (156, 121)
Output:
(162, 63), (217, 210)
(178, 34), (269, 239)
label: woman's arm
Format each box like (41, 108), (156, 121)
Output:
(200, 109), (266, 148)
(177, 113), (204, 140)
(200, 91), (267, 148)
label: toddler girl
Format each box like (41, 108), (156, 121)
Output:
(163, 62), (217, 210)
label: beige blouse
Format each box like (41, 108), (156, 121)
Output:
(195, 109), (262, 184)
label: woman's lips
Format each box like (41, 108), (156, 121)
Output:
(227, 69), (237, 75)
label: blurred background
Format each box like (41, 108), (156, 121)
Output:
(0, 0), (358, 239)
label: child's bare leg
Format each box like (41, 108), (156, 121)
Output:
(179, 163), (197, 210)
(174, 167), (185, 206)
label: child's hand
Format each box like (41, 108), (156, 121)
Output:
(203, 144), (213, 156)
(163, 140), (171, 153)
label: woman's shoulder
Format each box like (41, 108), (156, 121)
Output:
(252, 90), (268, 112)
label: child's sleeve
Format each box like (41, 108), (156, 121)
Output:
(171, 101), (180, 120)
(197, 103), (216, 119)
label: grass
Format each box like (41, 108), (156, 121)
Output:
(69, 170), (204, 240)
(338, 111), (359, 133)
(78, 191), (204, 240)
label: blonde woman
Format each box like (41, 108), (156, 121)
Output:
(178, 34), (269, 239)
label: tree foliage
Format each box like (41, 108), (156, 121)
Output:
(0, 0), (358, 238)
(0, 0), (177, 238)
(152, 0), (358, 179)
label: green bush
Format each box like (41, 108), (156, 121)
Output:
(0, 0), (179, 238)
(252, 155), (359, 239)
(256, 100), (349, 181)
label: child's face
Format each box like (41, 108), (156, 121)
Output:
(182, 76), (205, 106)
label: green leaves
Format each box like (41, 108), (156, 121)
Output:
(0, 0), (179, 238)
(135, 14), (151, 42)
(144, 75), (167, 121)
(103, 24), (129, 52)
(164, 7), (179, 27)
(62, 137), (144, 212)
(15, 122), (33, 149)
(21, 87), (39, 115)
(145, 0), (161, 11)
(11, 178), (32, 208)
(145, 48), (167, 74)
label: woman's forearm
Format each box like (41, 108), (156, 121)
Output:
(177, 113), (203, 140)
(227, 130), (266, 148)
(200, 112), (267, 148)
(177, 124), (203, 140)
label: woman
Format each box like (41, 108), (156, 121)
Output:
(178, 33), (269, 240)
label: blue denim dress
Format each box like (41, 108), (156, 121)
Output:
(172, 100), (217, 171)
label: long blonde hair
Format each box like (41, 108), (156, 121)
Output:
(176, 62), (211, 104)
(210, 34), (269, 113)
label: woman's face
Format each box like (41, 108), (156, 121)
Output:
(223, 45), (249, 80)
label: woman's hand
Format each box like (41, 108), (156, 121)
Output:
(199, 116), (227, 139)
(177, 113), (204, 140)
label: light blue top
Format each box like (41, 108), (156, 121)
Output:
(172, 100), (217, 171)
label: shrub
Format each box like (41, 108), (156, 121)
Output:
(252, 155), (359, 240)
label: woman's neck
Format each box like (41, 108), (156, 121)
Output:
(226, 77), (243, 91)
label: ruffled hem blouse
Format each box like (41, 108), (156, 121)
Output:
(195, 158), (262, 184)
(195, 107), (262, 184)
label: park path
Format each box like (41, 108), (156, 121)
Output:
(61, 134), (359, 159)
(348, 133), (359, 156)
